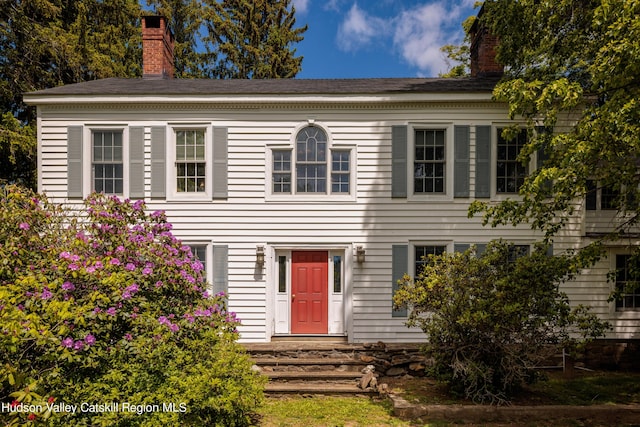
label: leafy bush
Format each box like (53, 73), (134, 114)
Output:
(393, 240), (609, 405)
(0, 186), (264, 426)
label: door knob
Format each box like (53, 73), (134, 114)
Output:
(292, 294), (296, 299)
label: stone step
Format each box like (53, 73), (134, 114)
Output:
(265, 370), (364, 380)
(252, 357), (364, 366)
(265, 382), (376, 395)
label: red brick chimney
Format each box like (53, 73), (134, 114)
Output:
(469, 7), (503, 77)
(142, 16), (174, 79)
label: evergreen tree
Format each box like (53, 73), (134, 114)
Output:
(0, 0), (141, 189)
(202, 0), (307, 78)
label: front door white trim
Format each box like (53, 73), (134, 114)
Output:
(265, 244), (352, 341)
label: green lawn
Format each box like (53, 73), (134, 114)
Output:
(258, 395), (412, 427)
(257, 372), (640, 426)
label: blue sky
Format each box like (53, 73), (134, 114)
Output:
(290, 0), (478, 78)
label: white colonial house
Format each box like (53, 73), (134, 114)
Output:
(23, 17), (639, 344)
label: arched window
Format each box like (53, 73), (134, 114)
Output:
(270, 125), (352, 197)
(296, 126), (327, 193)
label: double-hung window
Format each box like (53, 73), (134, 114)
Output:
(269, 125), (353, 198)
(167, 127), (215, 200)
(175, 129), (206, 193)
(615, 254), (640, 311)
(415, 245), (446, 276)
(586, 180), (621, 211)
(496, 128), (528, 194)
(414, 129), (445, 194)
(92, 130), (124, 195)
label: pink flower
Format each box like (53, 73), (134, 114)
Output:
(125, 263), (136, 271)
(93, 307), (102, 314)
(116, 245), (125, 253)
(62, 281), (75, 291)
(86, 266), (96, 273)
(169, 323), (179, 332)
(154, 281), (163, 288)
(61, 337), (74, 348)
(41, 287), (52, 300)
(59, 251), (71, 260)
(84, 334), (96, 346)
(124, 333), (132, 341)
(142, 267), (153, 275)
(158, 316), (169, 325)
(106, 307), (116, 316)
(110, 258), (121, 266)
(68, 263), (79, 271)
(19, 222), (29, 230)
(94, 261), (103, 269)
(73, 340), (85, 350)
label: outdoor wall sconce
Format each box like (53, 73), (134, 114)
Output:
(256, 246), (265, 267)
(355, 246), (366, 263)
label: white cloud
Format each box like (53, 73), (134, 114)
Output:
(292, 0), (310, 15)
(393, 2), (463, 76)
(336, 3), (389, 52)
(334, 1), (473, 76)
(324, 0), (345, 12)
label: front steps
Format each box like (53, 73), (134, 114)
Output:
(245, 341), (378, 395)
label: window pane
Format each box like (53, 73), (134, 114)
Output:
(278, 256), (287, 293)
(496, 129), (528, 194)
(175, 130), (206, 193)
(295, 127), (328, 193)
(333, 255), (342, 293)
(616, 254), (640, 311)
(92, 130), (123, 195)
(190, 245), (207, 272)
(414, 129), (446, 194)
(415, 245), (446, 276)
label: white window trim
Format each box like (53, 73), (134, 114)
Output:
(265, 122), (356, 202)
(166, 124), (213, 202)
(491, 125), (535, 200)
(608, 248), (640, 317)
(82, 125), (129, 198)
(407, 123), (454, 202)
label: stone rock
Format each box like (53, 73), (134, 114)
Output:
(409, 362), (425, 371)
(359, 371), (375, 389)
(360, 355), (375, 363)
(369, 376), (378, 389)
(385, 367), (405, 376)
(378, 383), (389, 394)
(361, 364), (375, 374)
(251, 365), (262, 373)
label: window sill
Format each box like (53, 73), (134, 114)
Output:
(265, 193), (357, 203)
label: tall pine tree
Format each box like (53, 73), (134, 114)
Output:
(202, 0), (307, 78)
(1, 0), (308, 188)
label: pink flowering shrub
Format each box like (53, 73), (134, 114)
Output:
(0, 186), (264, 426)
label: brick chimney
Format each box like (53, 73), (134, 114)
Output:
(469, 7), (503, 77)
(142, 16), (174, 79)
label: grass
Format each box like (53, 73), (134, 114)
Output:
(258, 395), (412, 427)
(524, 371), (640, 405)
(257, 371), (640, 426)
(385, 370), (640, 407)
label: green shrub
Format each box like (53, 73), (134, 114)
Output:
(0, 186), (264, 426)
(393, 240), (609, 405)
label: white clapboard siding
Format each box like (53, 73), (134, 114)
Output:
(34, 100), (640, 343)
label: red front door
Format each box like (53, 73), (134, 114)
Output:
(291, 251), (328, 334)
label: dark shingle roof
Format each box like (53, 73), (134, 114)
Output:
(25, 76), (500, 97)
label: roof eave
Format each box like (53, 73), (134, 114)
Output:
(23, 92), (495, 105)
